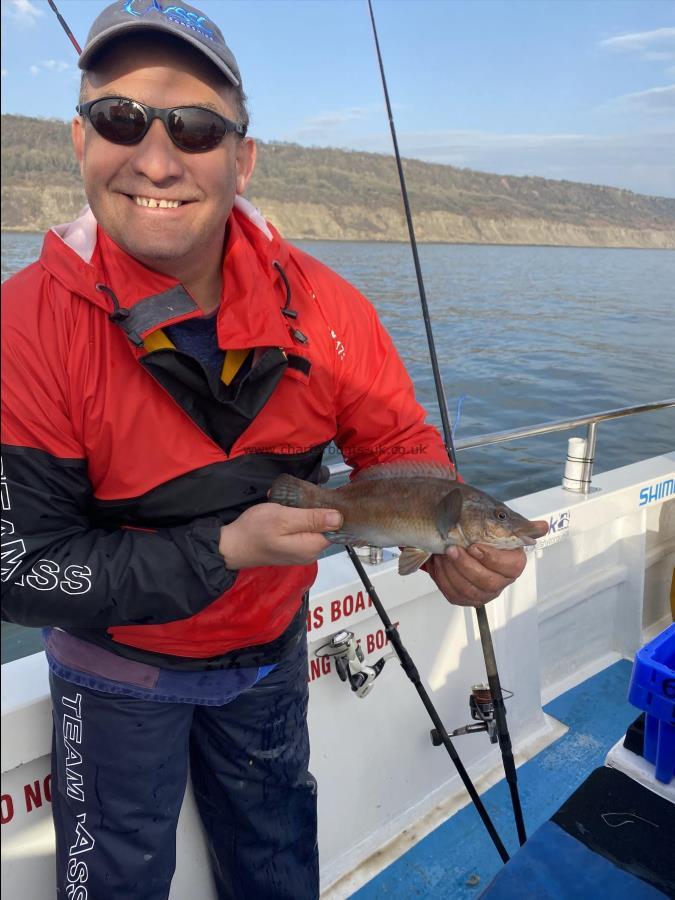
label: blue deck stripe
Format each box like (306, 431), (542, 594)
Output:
(479, 820), (666, 900)
(351, 659), (637, 899)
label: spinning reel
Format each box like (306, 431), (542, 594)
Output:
(315, 629), (395, 698)
(431, 684), (514, 746)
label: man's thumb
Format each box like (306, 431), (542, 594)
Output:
(309, 509), (343, 532)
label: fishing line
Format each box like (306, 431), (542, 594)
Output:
(366, 0), (527, 850)
(453, 394), (467, 442)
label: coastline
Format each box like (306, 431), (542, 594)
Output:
(3, 227), (674, 250)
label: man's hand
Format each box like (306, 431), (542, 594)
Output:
(219, 503), (343, 569)
(424, 545), (527, 607)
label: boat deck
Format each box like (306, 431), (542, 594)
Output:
(351, 659), (638, 899)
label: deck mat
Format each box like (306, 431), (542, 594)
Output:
(351, 659), (641, 899)
(551, 767), (674, 896)
(478, 819), (668, 899)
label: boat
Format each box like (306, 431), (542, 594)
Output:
(2, 401), (674, 897)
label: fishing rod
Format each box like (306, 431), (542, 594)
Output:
(366, 0), (527, 849)
(47, 0), (82, 55)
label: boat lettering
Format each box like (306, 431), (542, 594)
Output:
(329, 591), (373, 623)
(364, 626), (396, 655)
(25, 775), (52, 812)
(639, 478), (675, 507)
(306, 606), (324, 631)
(0, 775), (52, 825)
(535, 510), (571, 549)
(309, 655), (332, 682)
(309, 623), (399, 683)
(547, 511), (570, 533)
(1, 793), (14, 825)
(307, 590), (374, 633)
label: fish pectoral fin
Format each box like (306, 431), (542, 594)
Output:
(324, 531), (368, 547)
(435, 488), (463, 537)
(398, 548), (432, 576)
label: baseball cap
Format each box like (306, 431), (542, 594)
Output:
(77, 0), (242, 88)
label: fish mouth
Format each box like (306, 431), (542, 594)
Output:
(516, 519), (549, 545)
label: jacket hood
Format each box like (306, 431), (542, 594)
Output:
(39, 197), (297, 351)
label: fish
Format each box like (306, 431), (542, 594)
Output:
(269, 461), (549, 576)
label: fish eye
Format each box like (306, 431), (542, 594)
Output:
(496, 509), (508, 520)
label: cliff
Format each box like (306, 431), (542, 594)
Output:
(3, 115), (674, 248)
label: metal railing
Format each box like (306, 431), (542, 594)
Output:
(325, 399), (675, 493)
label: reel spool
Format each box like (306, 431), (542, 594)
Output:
(430, 683), (514, 746)
(315, 630), (394, 698)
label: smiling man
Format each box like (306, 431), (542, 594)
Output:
(1, 2), (528, 898)
(73, 32), (255, 312)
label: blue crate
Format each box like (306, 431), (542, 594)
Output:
(628, 623), (675, 784)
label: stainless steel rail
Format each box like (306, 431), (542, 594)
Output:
(452, 399), (674, 451)
(325, 399), (675, 487)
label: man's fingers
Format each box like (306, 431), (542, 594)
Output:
(279, 533), (333, 560)
(446, 546), (513, 594)
(428, 544), (529, 607)
(466, 545), (527, 579)
(427, 555), (497, 607)
(272, 504), (343, 535)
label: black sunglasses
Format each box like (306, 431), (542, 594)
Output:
(77, 97), (247, 153)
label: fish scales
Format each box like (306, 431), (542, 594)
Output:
(317, 477), (457, 552)
(269, 463), (549, 576)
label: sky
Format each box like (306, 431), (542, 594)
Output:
(1, 0), (674, 197)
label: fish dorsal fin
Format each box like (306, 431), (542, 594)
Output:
(352, 461), (456, 483)
(435, 488), (463, 537)
(398, 548), (432, 576)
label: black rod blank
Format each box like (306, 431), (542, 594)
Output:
(475, 612), (527, 846)
(366, 0), (456, 469)
(47, 0), (82, 55)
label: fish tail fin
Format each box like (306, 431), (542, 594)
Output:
(268, 474), (323, 509)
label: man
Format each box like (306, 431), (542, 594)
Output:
(1, 2), (527, 897)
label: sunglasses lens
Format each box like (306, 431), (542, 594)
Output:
(89, 98), (147, 144)
(84, 99), (233, 152)
(168, 108), (226, 152)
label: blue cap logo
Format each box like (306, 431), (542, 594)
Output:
(124, 0), (215, 41)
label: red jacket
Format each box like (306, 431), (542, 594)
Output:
(1, 198), (448, 666)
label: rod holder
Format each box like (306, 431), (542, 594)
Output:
(562, 426), (597, 493)
(354, 545), (384, 565)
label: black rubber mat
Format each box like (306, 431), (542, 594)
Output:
(552, 767), (675, 897)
